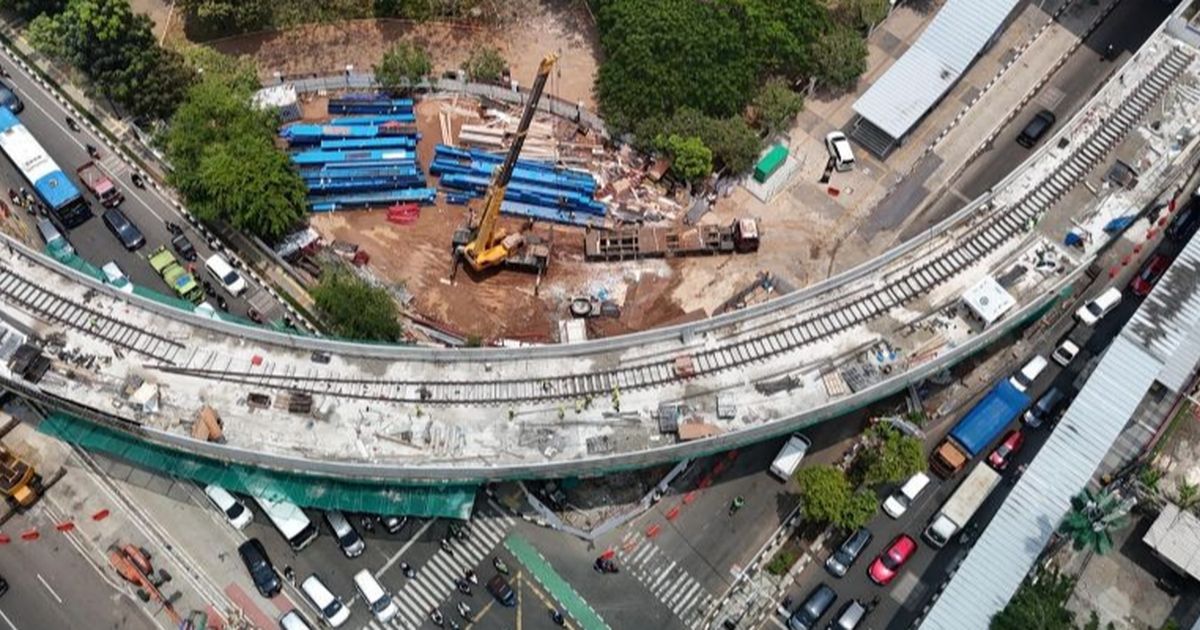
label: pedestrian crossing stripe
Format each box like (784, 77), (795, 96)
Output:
(616, 537), (715, 630)
(369, 502), (516, 630)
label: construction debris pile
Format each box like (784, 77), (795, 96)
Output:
(281, 95), (436, 212)
(432, 144), (607, 227)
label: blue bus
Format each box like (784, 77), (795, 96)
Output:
(0, 107), (89, 228)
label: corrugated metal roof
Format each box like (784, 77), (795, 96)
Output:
(851, 0), (1021, 140)
(920, 335), (1161, 630)
(1143, 503), (1200, 579)
(1125, 227), (1200, 391)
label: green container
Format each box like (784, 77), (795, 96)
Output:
(754, 144), (788, 183)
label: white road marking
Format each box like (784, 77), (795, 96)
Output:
(376, 517), (439, 578)
(0, 607), (16, 630)
(36, 574), (63, 604)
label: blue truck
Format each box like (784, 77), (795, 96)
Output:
(930, 380), (1030, 477)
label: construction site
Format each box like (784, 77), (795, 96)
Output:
(266, 56), (775, 344)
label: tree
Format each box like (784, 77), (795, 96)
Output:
(311, 271), (403, 342)
(462, 46), (506, 83)
(810, 24), (868, 91)
(991, 567), (1077, 630)
(595, 0), (760, 131)
(194, 136), (307, 239)
(167, 76), (305, 240)
(373, 0), (483, 20)
(179, 44), (260, 95)
(1058, 488), (1135, 555)
(636, 108), (763, 175)
(839, 0), (889, 31)
(795, 465), (877, 529)
(374, 41), (432, 93)
(658, 134), (712, 182)
(753, 78), (805, 134)
(1176, 480), (1200, 510)
(176, 0), (271, 36)
(857, 424), (925, 488)
(26, 0), (195, 121)
(0, 0), (66, 19)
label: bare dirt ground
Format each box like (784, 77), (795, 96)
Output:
(206, 1), (600, 108)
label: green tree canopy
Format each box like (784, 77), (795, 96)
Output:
(374, 41), (432, 93)
(179, 44), (260, 94)
(27, 0), (195, 121)
(635, 108), (763, 175)
(176, 0), (271, 36)
(991, 568), (1077, 630)
(462, 46), (506, 83)
(795, 465), (878, 530)
(312, 271), (403, 342)
(0, 0), (65, 19)
(658, 134), (712, 182)
(811, 24), (868, 91)
(166, 76), (306, 240)
(856, 424), (926, 488)
(753, 78), (805, 134)
(1059, 488), (1134, 555)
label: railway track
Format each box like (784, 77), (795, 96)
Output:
(0, 267), (185, 364)
(148, 47), (1196, 406)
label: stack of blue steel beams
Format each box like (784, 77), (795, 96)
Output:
(430, 144), (606, 226)
(284, 97), (434, 211)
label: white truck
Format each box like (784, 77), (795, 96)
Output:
(923, 464), (1002, 548)
(769, 433), (812, 481)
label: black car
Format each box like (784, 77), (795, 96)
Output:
(1168, 197), (1200, 242)
(788, 583), (837, 630)
(1016, 110), (1057, 148)
(824, 527), (872, 577)
(237, 539), (281, 598)
(102, 207), (145, 250)
(0, 81), (23, 114)
(171, 232), (196, 262)
(487, 573), (516, 607)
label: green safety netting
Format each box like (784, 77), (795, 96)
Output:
(39, 413), (477, 519)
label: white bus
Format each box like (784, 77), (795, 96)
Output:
(254, 495), (318, 551)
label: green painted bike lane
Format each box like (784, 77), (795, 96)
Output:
(504, 533), (611, 630)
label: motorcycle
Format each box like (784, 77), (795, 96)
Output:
(429, 609), (444, 628)
(457, 601), (472, 620)
(551, 609), (565, 626)
(165, 221), (184, 236)
(65, 116), (80, 132)
(448, 622), (461, 630)
(361, 516), (375, 533)
(85, 144), (100, 159)
(464, 569), (478, 585)
(440, 538), (454, 555)
(455, 578), (471, 596)
(594, 558), (619, 574)
(728, 496), (745, 516)
(493, 556), (509, 575)
(130, 172), (145, 189)
(217, 296), (228, 312)
(400, 562), (416, 579)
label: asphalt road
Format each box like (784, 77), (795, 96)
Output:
(0, 509), (158, 630)
(771, 201), (1200, 630)
(0, 50), (262, 320)
(899, 0), (1177, 241)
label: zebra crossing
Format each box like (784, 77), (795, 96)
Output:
(358, 501), (516, 630)
(616, 531), (714, 630)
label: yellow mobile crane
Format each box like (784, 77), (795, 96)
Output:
(451, 54), (557, 278)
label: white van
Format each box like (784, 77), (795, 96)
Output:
(1075, 287), (1122, 326)
(882, 472), (932, 519)
(825, 131), (856, 172)
(353, 569), (399, 623)
(203, 484), (253, 530)
(278, 610), (316, 630)
(300, 574), (349, 628)
(204, 254), (247, 297)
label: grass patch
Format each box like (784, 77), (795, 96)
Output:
(765, 536), (805, 576)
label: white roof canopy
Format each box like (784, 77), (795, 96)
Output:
(961, 276), (1015, 326)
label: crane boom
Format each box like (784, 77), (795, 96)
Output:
(458, 53), (558, 270)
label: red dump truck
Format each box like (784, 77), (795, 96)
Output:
(76, 161), (123, 207)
